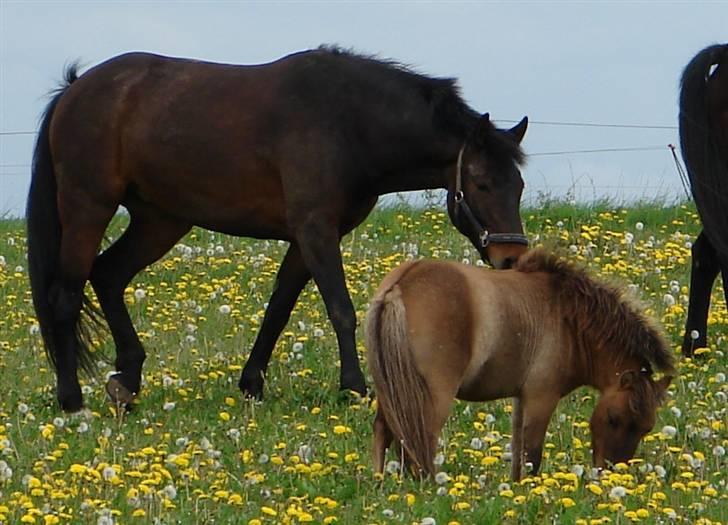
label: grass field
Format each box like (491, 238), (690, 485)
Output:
(0, 201), (725, 524)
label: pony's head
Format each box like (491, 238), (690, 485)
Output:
(447, 114), (528, 269)
(590, 370), (672, 467)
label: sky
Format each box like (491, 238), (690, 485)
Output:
(1, 1), (726, 217)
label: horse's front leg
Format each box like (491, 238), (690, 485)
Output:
(516, 394), (559, 478)
(682, 231), (720, 356)
(239, 244), (311, 399)
(294, 219), (366, 395)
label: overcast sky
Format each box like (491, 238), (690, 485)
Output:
(1, 1), (726, 217)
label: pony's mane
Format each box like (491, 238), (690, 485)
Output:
(316, 45), (525, 165)
(516, 250), (675, 376)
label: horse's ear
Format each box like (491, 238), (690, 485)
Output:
(653, 376), (673, 404)
(508, 116), (528, 144)
(619, 370), (640, 390)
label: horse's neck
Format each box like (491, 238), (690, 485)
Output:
(368, 135), (462, 195)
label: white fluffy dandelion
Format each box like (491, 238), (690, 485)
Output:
(385, 460), (400, 474)
(434, 471), (449, 485)
(661, 425), (677, 438)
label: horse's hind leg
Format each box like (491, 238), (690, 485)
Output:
(239, 244), (310, 399)
(51, 206), (117, 411)
(90, 205), (190, 406)
(682, 231), (720, 355)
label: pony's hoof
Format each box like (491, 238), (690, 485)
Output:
(106, 375), (136, 408)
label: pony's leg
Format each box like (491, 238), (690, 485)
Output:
(682, 231), (720, 356)
(239, 244), (311, 399)
(51, 207), (116, 411)
(294, 221), (366, 395)
(519, 394), (559, 476)
(510, 397), (524, 481)
(90, 208), (190, 406)
(372, 407), (393, 474)
(423, 392), (455, 477)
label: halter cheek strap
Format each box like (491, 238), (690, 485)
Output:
(453, 146), (529, 248)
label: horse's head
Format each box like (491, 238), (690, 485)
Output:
(590, 370), (672, 468)
(447, 114), (529, 269)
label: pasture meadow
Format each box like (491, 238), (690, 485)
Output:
(0, 201), (725, 524)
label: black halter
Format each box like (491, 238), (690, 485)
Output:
(453, 146), (529, 248)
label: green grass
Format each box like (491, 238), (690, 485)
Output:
(0, 201), (725, 524)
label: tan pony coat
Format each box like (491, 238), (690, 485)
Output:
(366, 250), (674, 479)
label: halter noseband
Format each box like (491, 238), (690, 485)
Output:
(453, 146), (529, 249)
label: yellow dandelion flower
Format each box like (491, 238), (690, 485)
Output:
(261, 506), (277, 517)
(587, 483), (603, 495)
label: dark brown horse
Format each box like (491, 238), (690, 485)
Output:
(27, 47), (530, 411)
(367, 250), (674, 479)
(680, 43), (728, 356)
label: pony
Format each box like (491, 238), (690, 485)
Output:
(366, 250), (674, 480)
(679, 43), (728, 356)
(26, 46), (530, 411)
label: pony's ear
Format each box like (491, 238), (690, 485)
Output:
(653, 376), (673, 404)
(507, 116), (528, 144)
(619, 370), (640, 390)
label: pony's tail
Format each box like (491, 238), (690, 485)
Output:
(366, 286), (434, 477)
(27, 64), (101, 376)
(679, 44), (728, 254)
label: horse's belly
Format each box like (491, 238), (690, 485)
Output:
(126, 171), (290, 239)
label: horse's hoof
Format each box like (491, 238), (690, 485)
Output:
(106, 375), (136, 408)
(58, 394), (83, 413)
(239, 374), (265, 400)
(340, 370), (367, 397)
(57, 383), (83, 413)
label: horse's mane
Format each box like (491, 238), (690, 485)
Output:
(680, 43), (728, 255)
(316, 45), (525, 165)
(516, 250), (675, 376)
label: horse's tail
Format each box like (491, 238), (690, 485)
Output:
(27, 64), (101, 376)
(680, 43), (728, 254)
(366, 285), (434, 477)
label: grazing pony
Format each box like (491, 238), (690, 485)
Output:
(679, 43), (728, 355)
(26, 47), (530, 411)
(367, 250), (674, 480)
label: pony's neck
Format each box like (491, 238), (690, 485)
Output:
(584, 349), (644, 394)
